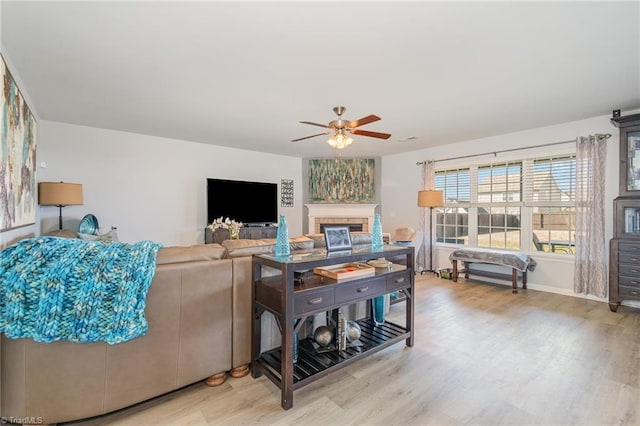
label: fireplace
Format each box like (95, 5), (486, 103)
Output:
(306, 204), (378, 234)
(319, 223), (364, 233)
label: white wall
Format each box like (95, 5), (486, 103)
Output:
(37, 121), (304, 246)
(381, 114), (620, 299)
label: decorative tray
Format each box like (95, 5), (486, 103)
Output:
(313, 262), (375, 282)
(367, 259), (391, 269)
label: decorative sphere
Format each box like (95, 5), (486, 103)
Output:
(313, 325), (333, 347)
(346, 320), (362, 342)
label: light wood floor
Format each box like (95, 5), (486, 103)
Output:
(67, 275), (640, 426)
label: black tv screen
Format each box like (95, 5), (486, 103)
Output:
(207, 178), (278, 226)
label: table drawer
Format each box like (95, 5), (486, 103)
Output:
(387, 271), (412, 291)
(295, 288), (335, 315)
(619, 253), (640, 264)
(619, 264), (640, 276)
(619, 285), (640, 300)
(335, 277), (386, 304)
(618, 275), (640, 288)
(618, 242), (640, 253)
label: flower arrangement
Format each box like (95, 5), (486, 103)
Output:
(208, 216), (243, 239)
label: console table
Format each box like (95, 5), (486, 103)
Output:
(251, 245), (415, 409)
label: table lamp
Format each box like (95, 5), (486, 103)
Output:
(38, 182), (84, 230)
(418, 189), (444, 273)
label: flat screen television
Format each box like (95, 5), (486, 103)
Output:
(207, 178), (278, 226)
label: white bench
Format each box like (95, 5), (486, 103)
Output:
(448, 248), (537, 293)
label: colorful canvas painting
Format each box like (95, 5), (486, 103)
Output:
(1, 55), (37, 231)
(308, 158), (375, 203)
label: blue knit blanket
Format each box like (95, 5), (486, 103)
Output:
(0, 236), (162, 344)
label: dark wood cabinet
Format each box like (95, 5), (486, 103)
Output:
(609, 240), (640, 311)
(609, 113), (640, 312)
(251, 245), (414, 409)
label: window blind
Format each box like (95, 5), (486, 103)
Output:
(524, 156), (576, 207)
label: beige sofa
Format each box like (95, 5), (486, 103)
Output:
(0, 232), (370, 424)
(1, 243), (233, 424)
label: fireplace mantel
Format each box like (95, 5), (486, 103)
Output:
(305, 204), (378, 234)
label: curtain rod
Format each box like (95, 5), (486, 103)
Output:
(416, 133), (612, 165)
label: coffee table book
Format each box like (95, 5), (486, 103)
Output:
(313, 262), (375, 281)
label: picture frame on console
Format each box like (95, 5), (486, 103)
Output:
(324, 226), (352, 252)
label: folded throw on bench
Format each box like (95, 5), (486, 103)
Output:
(0, 236), (162, 344)
(449, 247), (537, 272)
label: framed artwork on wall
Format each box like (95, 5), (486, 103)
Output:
(1, 54), (37, 232)
(308, 158), (375, 203)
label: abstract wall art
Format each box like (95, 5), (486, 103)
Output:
(308, 158), (375, 203)
(1, 54), (37, 231)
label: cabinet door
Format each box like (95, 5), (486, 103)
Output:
(614, 198), (640, 238)
(620, 125), (640, 196)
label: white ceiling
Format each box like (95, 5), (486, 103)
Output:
(2, 1), (639, 159)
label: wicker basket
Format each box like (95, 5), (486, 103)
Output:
(439, 268), (453, 279)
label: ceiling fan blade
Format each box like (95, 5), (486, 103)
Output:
(291, 132), (330, 142)
(300, 121), (330, 129)
(351, 129), (392, 139)
(347, 114), (381, 129)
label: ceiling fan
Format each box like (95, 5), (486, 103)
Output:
(292, 106), (391, 149)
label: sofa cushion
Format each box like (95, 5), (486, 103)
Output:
(156, 244), (227, 265)
(222, 236), (313, 258)
(306, 232), (372, 248)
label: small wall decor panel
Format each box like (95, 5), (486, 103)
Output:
(281, 179), (294, 207)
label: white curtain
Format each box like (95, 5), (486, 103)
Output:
(416, 161), (436, 272)
(574, 134), (608, 297)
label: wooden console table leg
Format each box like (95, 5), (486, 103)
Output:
(452, 260), (458, 282)
(511, 269), (518, 293)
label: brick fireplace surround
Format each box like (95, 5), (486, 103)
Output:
(305, 204), (378, 234)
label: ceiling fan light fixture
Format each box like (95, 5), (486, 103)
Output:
(296, 106), (390, 148)
(327, 131), (353, 149)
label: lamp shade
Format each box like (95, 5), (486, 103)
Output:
(38, 182), (84, 206)
(417, 190), (444, 208)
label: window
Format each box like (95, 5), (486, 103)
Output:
(476, 162), (522, 249)
(434, 168), (470, 244)
(435, 155), (576, 254)
(526, 156), (576, 253)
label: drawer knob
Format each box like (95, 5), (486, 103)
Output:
(395, 277), (405, 284)
(357, 286), (369, 293)
(631, 290), (639, 295)
(630, 258), (639, 262)
(632, 270), (640, 273)
(308, 297), (323, 305)
(630, 281), (639, 285)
